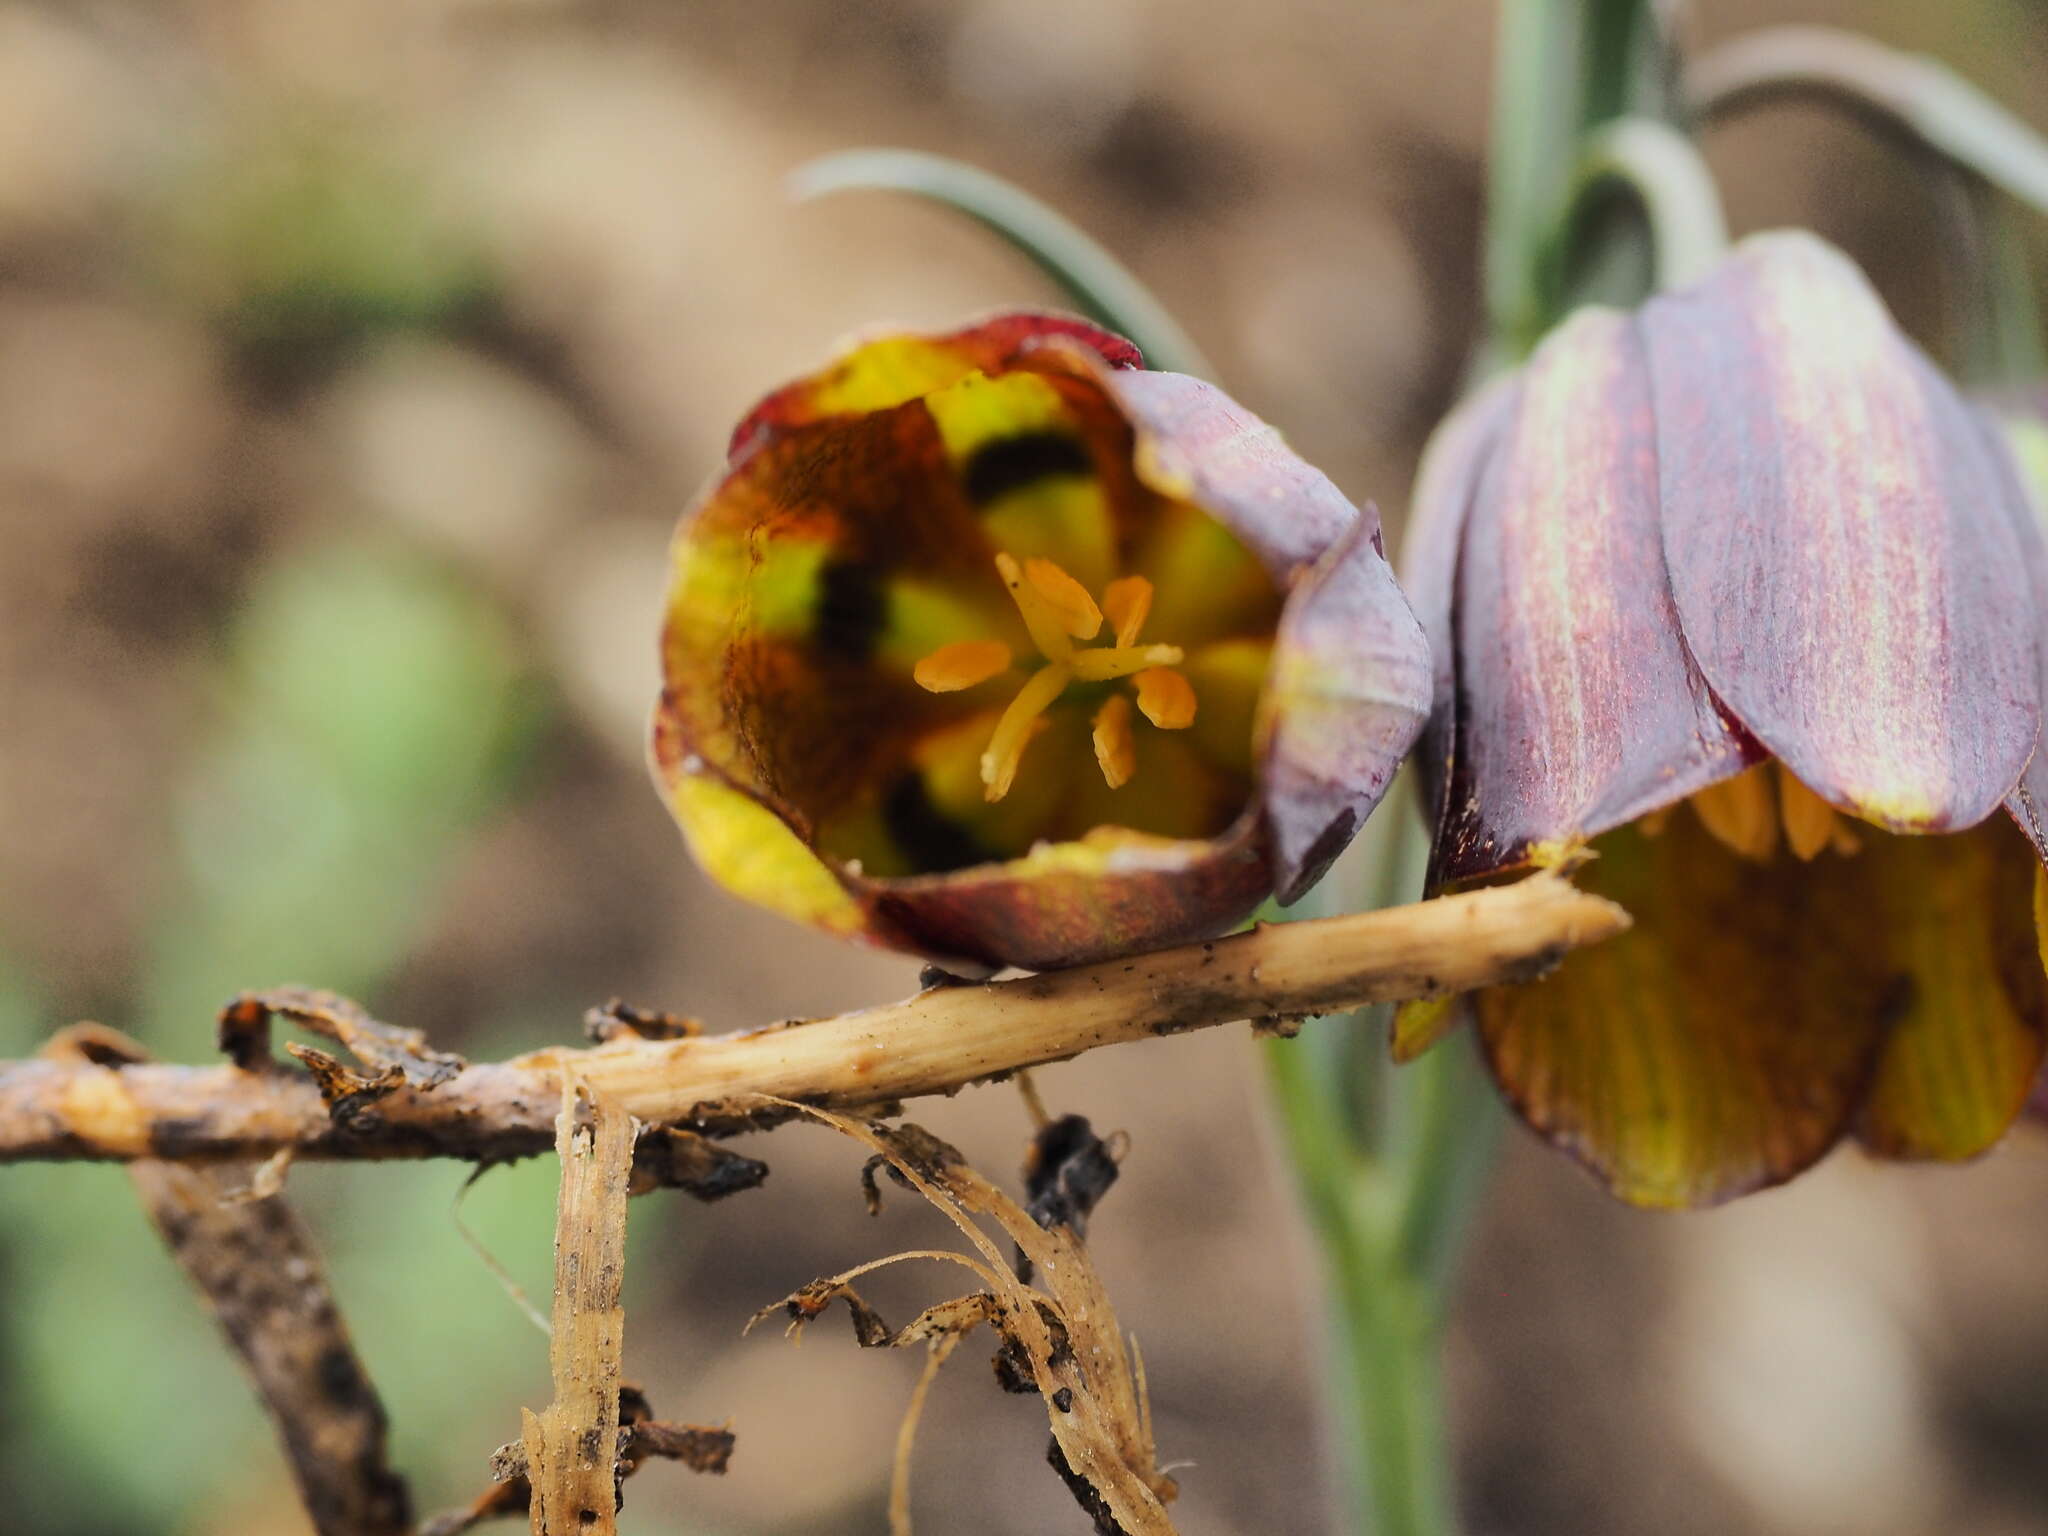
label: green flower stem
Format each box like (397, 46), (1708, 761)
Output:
(1266, 4), (1671, 1533)
(1565, 116), (1732, 294)
(1973, 189), (2048, 386)
(1263, 768), (1503, 1536)
(788, 149), (1213, 378)
(1483, 0), (1670, 362)
(1267, 1026), (1496, 1536)
(1482, 0), (1589, 360)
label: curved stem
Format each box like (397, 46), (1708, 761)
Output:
(1688, 25), (2048, 386)
(1483, 0), (1587, 358)
(1687, 25), (2048, 216)
(1482, 0), (1674, 363)
(789, 148), (1213, 378)
(1565, 116), (1730, 293)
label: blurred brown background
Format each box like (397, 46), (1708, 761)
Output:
(3, 1), (2048, 1532)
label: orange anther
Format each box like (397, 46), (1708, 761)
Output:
(913, 639), (1013, 693)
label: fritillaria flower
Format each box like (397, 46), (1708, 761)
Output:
(1402, 231), (2048, 1208)
(652, 316), (1429, 971)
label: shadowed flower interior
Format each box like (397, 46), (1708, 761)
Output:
(669, 335), (1280, 883)
(1480, 766), (2048, 1208)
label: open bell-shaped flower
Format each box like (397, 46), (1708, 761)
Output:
(652, 315), (1429, 971)
(1401, 231), (2048, 1208)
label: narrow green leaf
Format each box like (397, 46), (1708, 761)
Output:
(1690, 25), (2048, 216)
(1563, 115), (1731, 297)
(790, 148), (1212, 378)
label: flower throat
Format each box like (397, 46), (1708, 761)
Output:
(911, 552), (1198, 801)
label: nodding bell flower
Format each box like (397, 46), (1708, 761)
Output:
(1402, 231), (2048, 1208)
(652, 315), (1429, 971)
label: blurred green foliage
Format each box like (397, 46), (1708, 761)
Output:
(0, 538), (579, 1534)
(158, 112), (493, 378)
(144, 537), (538, 1050)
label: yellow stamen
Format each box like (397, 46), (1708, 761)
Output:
(1070, 643), (1185, 683)
(1133, 667), (1197, 729)
(995, 551), (1074, 661)
(1777, 762), (1854, 861)
(1092, 692), (1136, 790)
(1023, 557), (1104, 640)
(1102, 575), (1153, 648)
(958, 552), (1204, 800)
(981, 662), (1072, 801)
(913, 639), (1013, 693)
(1690, 764), (1778, 861)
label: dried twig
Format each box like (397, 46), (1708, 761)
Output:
(422, 1386), (733, 1536)
(40, 1027), (413, 1536)
(753, 1105), (1177, 1534)
(521, 1080), (635, 1536)
(0, 876), (1627, 1164)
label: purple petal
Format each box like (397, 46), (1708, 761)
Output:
(1261, 509), (1433, 900)
(1401, 376), (1518, 843)
(1436, 308), (1753, 885)
(1643, 231), (2039, 832)
(1105, 368), (1431, 897)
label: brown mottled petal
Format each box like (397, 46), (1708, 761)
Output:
(1437, 309), (1754, 887)
(1642, 231), (2039, 833)
(1855, 819), (2046, 1161)
(1260, 511), (1432, 901)
(1477, 815), (1899, 1208)
(663, 400), (1004, 810)
(855, 820), (1271, 971)
(1400, 377), (1518, 842)
(728, 315), (1143, 461)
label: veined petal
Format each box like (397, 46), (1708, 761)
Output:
(1642, 231), (2040, 833)
(1260, 511), (1432, 900)
(1400, 376), (1518, 844)
(1436, 308), (1754, 886)
(1987, 402), (2048, 864)
(651, 710), (875, 940)
(1109, 369), (1363, 577)
(1097, 368), (1430, 899)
